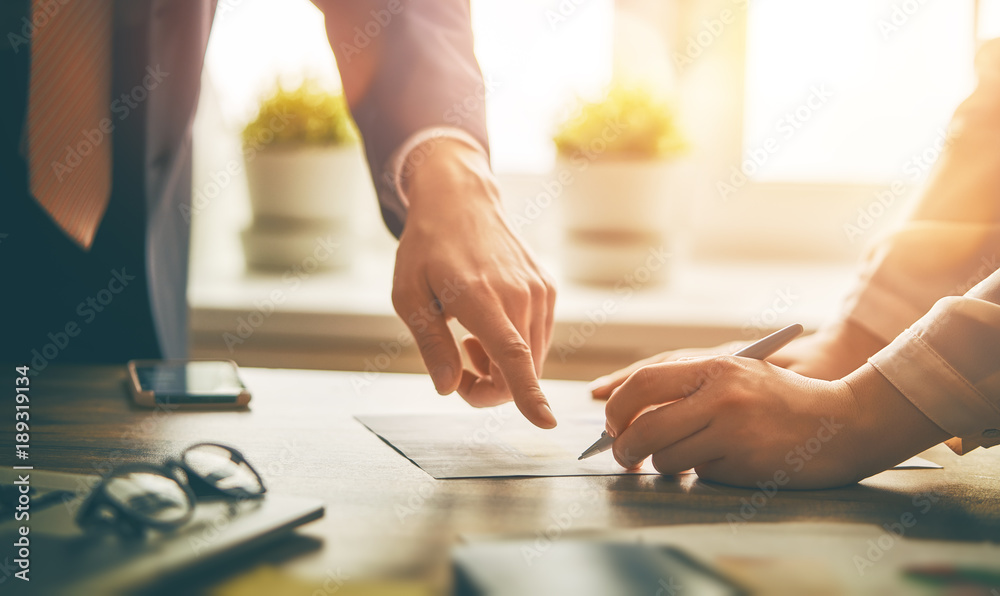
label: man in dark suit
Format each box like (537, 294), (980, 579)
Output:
(0, 0), (557, 429)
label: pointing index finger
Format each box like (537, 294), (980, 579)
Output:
(450, 297), (556, 429)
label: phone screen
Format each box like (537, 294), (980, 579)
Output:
(135, 361), (246, 404)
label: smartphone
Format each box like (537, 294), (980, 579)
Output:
(127, 359), (251, 408)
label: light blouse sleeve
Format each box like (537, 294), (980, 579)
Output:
(869, 272), (1000, 452)
(841, 39), (1000, 454)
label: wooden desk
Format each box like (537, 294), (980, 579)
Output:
(23, 365), (1000, 593)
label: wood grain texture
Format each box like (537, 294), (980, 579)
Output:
(12, 365), (1000, 594)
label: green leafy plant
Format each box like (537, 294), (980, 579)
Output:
(243, 79), (359, 148)
(553, 85), (685, 159)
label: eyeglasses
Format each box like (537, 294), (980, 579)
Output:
(75, 443), (266, 537)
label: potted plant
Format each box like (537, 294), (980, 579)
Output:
(240, 79), (364, 271)
(553, 85), (686, 285)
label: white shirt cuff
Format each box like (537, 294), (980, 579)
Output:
(378, 127), (489, 229)
(869, 297), (1000, 452)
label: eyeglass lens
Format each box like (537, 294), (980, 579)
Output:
(183, 444), (263, 495)
(104, 471), (192, 524)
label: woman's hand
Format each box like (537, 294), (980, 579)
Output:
(589, 318), (889, 400)
(588, 342), (746, 401)
(603, 356), (949, 489)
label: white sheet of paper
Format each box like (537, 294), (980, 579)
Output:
(893, 455), (942, 469)
(356, 406), (659, 478)
(356, 405), (943, 479)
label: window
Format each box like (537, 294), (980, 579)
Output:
(203, 0), (340, 129)
(198, 1), (996, 263)
(472, 0), (615, 172)
(201, 0), (613, 173)
(743, 0), (976, 183)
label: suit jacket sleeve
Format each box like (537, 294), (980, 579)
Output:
(314, 0), (489, 238)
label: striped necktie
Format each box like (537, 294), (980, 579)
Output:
(26, 0), (113, 250)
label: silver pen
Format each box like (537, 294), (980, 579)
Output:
(577, 323), (804, 460)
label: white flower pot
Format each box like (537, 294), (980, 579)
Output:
(558, 157), (679, 286)
(245, 144), (366, 223)
(243, 143), (366, 271)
